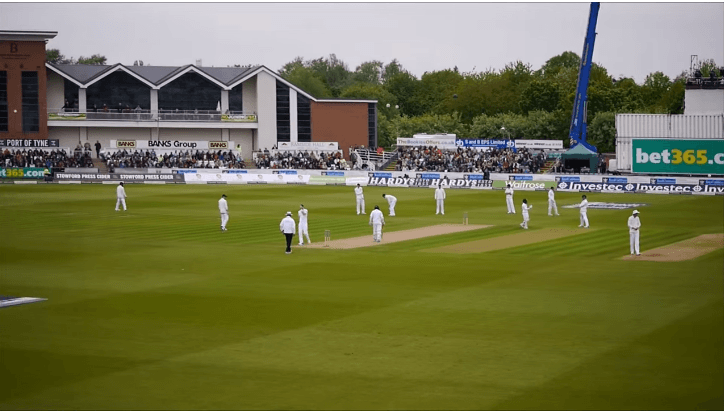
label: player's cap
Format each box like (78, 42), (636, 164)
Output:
(222, 194), (227, 197)
(286, 211), (292, 216)
(300, 204), (304, 208)
(374, 205), (379, 209)
(632, 210), (639, 214)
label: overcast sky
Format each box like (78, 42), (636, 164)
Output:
(1, 2), (722, 83)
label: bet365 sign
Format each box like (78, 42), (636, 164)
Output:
(632, 139), (724, 175)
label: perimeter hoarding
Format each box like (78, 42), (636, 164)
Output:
(632, 139), (724, 175)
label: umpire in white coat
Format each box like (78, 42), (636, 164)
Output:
(280, 212), (296, 254)
(115, 182), (127, 211)
(435, 184), (446, 215)
(628, 210), (641, 255)
(369, 205), (385, 242)
(218, 194), (228, 232)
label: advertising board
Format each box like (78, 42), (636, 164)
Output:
(632, 139), (724, 175)
(54, 173), (184, 183)
(396, 138), (457, 149)
(0, 139), (59, 148)
(455, 139), (516, 150)
(0, 167), (50, 179)
(111, 140), (236, 150)
(367, 173), (493, 189)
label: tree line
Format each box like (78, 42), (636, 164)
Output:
(279, 52), (720, 152)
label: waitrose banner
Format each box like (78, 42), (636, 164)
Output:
(632, 139), (724, 175)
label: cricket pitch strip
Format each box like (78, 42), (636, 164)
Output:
(304, 224), (492, 250)
(423, 227), (582, 254)
(621, 233), (724, 262)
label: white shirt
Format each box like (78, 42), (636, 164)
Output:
(355, 186), (364, 197)
(580, 199), (588, 213)
(548, 189), (555, 201)
(522, 203), (532, 215)
(386, 195), (397, 205)
(627, 215), (641, 233)
(435, 188), (446, 200)
(116, 185), (126, 198)
(505, 187), (514, 198)
(218, 197), (228, 214)
(369, 209), (385, 225)
(298, 208), (308, 225)
(280, 216), (296, 234)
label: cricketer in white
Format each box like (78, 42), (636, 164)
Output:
(548, 187), (560, 216)
(383, 193), (397, 216)
(520, 199), (532, 229)
(115, 182), (127, 211)
(435, 185), (446, 215)
(369, 205), (385, 242)
(355, 184), (365, 215)
(298, 204), (311, 245)
(505, 184), (515, 214)
(628, 210), (641, 255)
(218, 194), (228, 232)
(578, 195), (590, 228)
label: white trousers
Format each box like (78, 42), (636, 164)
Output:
(436, 199), (445, 214)
(506, 196), (515, 213)
(372, 223), (383, 242)
(548, 199), (558, 215)
(298, 223), (311, 244)
(220, 213), (229, 229)
(115, 198), (126, 211)
(630, 230), (640, 254)
(388, 200), (396, 216)
(580, 211), (589, 227)
(521, 212), (530, 229)
(356, 197), (365, 214)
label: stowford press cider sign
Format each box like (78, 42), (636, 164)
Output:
(632, 139), (724, 175)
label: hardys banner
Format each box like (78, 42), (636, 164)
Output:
(367, 173), (493, 189)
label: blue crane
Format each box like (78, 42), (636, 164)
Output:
(568, 2), (600, 152)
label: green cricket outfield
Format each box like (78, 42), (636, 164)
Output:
(0, 184), (722, 410)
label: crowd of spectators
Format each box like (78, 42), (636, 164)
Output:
(101, 149), (246, 171)
(396, 146), (547, 174)
(2, 148), (92, 168)
(253, 150), (349, 170)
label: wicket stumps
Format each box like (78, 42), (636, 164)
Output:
(463, 212), (469, 225)
(324, 230), (331, 247)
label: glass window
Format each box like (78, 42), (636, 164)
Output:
(276, 80), (290, 142)
(22, 71), (39, 133)
(0, 71), (7, 132)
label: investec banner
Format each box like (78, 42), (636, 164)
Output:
(367, 172), (493, 189)
(54, 173), (183, 183)
(0, 167), (50, 179)
(0, 139), (59, 148)
(396, 138), (457, 149)
(632, 139), (724, 175)
(556, 177), (724, 195)
(111, 140), (235, 150)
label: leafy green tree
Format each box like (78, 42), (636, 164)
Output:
(398, 113), (468, 139)
(282, 65), (332, 98)
(413, 69), (463, 115)
(520, 79), (560, 114)
(641, 71), (672, 108)
(699, 59), (720, 77)
(539, 51), (580, 77)
(352, 60), (383, 85)
(587, 112), (616, 153)
(77, 54), (107, 65)
(382, 59), (404, 83)
(384, 71), (422, 117)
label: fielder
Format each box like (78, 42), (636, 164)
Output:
(435, 184), (446, 215)
(354, 183), (365, 215)
(115, 182), (127, 211)
(628, 209), (641, 255)
(218, 194), (229, 232)
(520, 199), (532, 229)
(578, 194), (590, 228)
(548, 187), (559, 216)
(505, 184), (515, 214)
(280, 211), (296, 254)
(369, 205), (385, 242)
(382, 193), (397, 216)
(298, 204), (311, 245)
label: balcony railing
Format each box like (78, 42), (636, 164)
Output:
(48, 109), (258, 123)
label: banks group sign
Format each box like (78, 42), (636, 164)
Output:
(632, 139), (724, 175)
